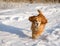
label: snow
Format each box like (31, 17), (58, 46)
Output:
(0, 3), (60, 46)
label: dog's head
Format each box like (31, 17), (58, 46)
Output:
(29, 16), (41, 30)
(29, 16), (41, 22)
(29, 10), (47, 24)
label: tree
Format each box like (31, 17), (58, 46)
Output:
(29, 0), (33, 3)
(59, 0), (60, 3)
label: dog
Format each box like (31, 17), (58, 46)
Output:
(29, 10), (48, 39)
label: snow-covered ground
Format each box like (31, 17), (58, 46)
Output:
(0, 3), (60, 46)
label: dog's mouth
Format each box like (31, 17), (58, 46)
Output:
(34, 21), (41, 29)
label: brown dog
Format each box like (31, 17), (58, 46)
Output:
(29, 10), (48, 39)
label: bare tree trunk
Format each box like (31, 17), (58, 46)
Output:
(29, 0), (33, 3)
(46, 0), (49, 2)
(36, 0), (40, 3)
(59, 0), (60, 3)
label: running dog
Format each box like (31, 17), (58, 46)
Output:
(29, 10), (48, 39)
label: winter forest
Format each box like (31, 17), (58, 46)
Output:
(0, 0), (60, 3)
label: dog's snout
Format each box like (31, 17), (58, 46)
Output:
(36, 23), (38, 26)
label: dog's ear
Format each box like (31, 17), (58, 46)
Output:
(29, 16), (36, 22)
(37, 9), (41, 13)
(41, 17), (48, 24)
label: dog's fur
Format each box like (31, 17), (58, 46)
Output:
(29, 10), (48, 39)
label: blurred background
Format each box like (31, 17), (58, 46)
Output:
(0, 0), (60, 9)
(0, 0), (60, 3)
